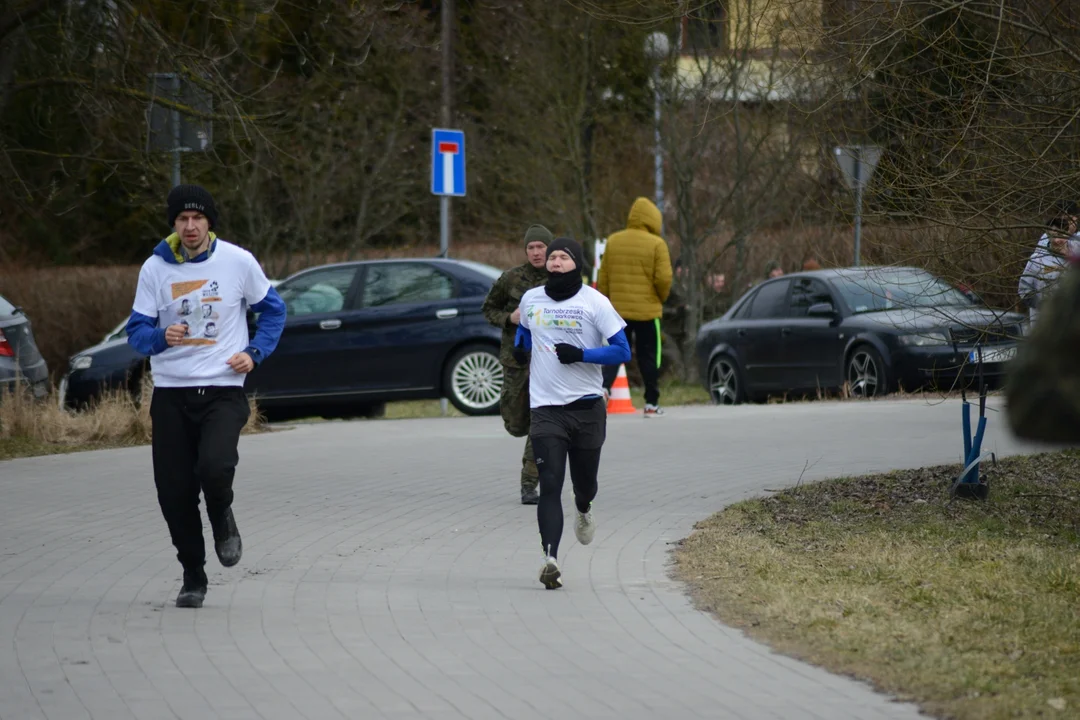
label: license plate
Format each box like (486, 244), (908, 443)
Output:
(969, 346), (1016, 364)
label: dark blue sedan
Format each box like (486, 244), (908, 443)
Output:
(59, 258), (506, 419)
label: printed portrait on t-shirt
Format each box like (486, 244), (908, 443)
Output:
(158, 279), (221, 346)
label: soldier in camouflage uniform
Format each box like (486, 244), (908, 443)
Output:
(1006, 257), (1080, 443)
(482, 224), (553, 504)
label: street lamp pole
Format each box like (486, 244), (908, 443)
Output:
(653, 65), (663, 215)
(645, 32), (670, 226)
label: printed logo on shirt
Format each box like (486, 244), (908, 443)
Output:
(529, 305), (584, 330)
(171, 279), (208, 300)
(165, 279), (219, 346)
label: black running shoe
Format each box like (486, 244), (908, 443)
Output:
(211, 507), (242, 568)
(176, 568), (208, 608)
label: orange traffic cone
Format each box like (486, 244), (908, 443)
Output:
(606, 364), (636, 414)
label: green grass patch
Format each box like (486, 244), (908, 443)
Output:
(674, 451), (1080, 719)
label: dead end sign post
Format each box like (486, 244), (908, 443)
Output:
(834, 145), (881, 266)
(431, 128), (466, 258)
(147, 73), (213, 188)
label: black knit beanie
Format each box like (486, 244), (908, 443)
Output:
(546, 237), (583, 266)
(167, 184), (218, 229)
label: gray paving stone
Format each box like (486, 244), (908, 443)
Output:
(0, 397), (1048, 719)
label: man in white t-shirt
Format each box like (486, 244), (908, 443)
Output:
(126, 184), (286, 608)
(514, 237), (631, 589)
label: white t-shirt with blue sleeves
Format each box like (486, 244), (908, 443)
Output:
(519, 285), (626, 408)
(132, 240), (271, 388)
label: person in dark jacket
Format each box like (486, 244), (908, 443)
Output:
(481, 224), (552, 504)
(126, 184), (286, 609)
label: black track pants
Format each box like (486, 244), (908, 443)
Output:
(602, 318), (662, 405)
(530, 397), (606, 559)
(150, 386), (250, 572)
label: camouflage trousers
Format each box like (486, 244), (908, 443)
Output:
(500, 364), (538, 493)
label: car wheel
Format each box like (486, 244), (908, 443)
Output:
(847, 345), (889, 399)
(443, 344), (503, 416)
(708, 355), (745, 405)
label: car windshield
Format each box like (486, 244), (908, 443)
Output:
(832, 270), (975, 314)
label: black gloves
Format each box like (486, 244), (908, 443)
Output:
(554, 343), (584, 364)
(513, 346), (529, 364)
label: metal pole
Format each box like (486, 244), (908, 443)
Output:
(439, 0), (453, 260)
(853, 147), (862, 266)
(439, 195), (449, 258)
(438, 0), (454, 415)
(171, 74), (182, 187)
(653, 66), (663, 223)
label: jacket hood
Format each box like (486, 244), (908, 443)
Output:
(153, 232), (219, 264)
(626, 197), (662, 235)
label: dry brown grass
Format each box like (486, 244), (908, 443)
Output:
(675, 451), (1080, 720)
(0, 377), (266, 460)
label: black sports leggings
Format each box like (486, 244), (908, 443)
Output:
(530, 397), (606, 559)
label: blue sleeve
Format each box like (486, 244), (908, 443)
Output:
(125, 311), (168, 356)
(244, 286), (286, 366)
(582, 329), (631, 365)
(514, 324), (533, 351)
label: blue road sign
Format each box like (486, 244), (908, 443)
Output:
(431, 129), (466, 197)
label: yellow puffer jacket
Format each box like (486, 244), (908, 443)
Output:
(597, 198), (673, 321)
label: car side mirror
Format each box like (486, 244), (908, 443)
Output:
(807, 302), (836, 317)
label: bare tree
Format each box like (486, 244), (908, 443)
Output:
(661, 0), (837, 377)
(821, 0), (1080, 310)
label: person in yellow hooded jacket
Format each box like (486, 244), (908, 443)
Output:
(597, 197), (673, 416)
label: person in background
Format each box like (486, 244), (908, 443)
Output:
(597, 197), (673, 417)
(1019, 200), (1079, 326)
(481, 224), (553, 505)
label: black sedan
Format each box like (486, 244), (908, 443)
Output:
(60, 258), (506, 419)
(0, 292), (49, 398)
(695, 267), (1025, 404)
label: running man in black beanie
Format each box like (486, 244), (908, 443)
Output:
(513, 238), (632, 589)
(126, 184), (287, 608)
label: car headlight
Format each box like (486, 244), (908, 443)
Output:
(71, 355), (93, 371)
(898, 331), (950, 347)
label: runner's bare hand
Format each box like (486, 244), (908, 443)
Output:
(510, 308), (521, 325)
(164, 324), (188, 346)
(226, 352), (255, 374)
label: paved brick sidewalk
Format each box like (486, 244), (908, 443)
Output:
(0, 398), (1041, 719)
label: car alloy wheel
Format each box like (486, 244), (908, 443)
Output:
(709, 358), (740, 405)
(848, 349), (881, 398)
(450, 349), (504, 412)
